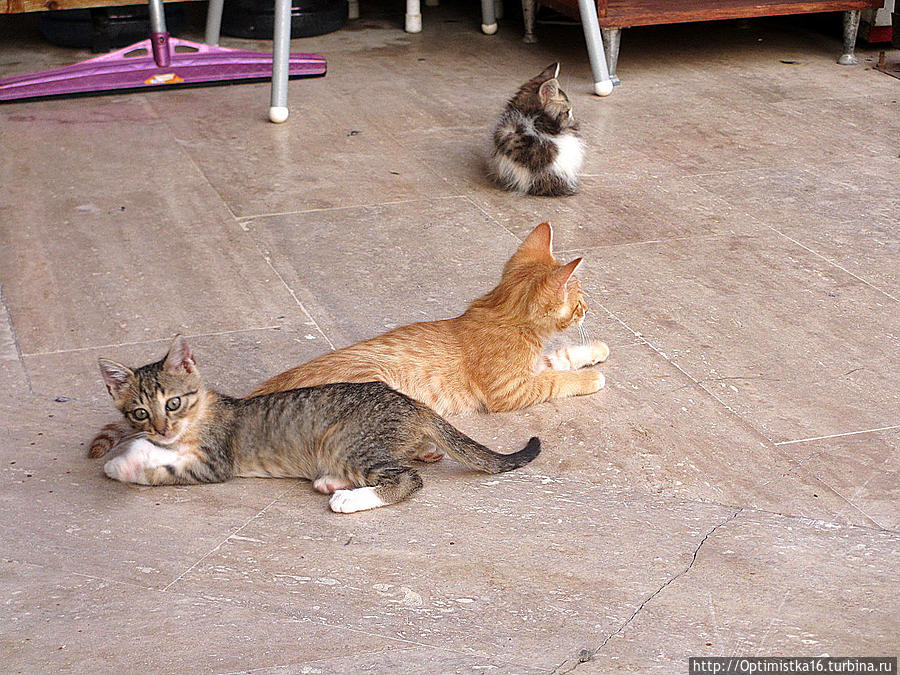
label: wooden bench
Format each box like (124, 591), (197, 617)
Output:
(522, 0), (886, 90)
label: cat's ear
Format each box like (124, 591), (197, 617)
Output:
(537, 62), (560, 81)
(98, 359), (133, 399)
(518, 222), (554, 257)
(538, 78), (560, 105)
(163, 334), (197, 375)
(549, 257), (583, 296)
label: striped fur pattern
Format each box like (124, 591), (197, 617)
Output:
(489, 62), (584, 197)
(253, 222), (609, 415)
(91, 336), (540, 513)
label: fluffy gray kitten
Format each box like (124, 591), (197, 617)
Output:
(489, 62), (584, 197)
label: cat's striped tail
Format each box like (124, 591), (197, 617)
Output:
(427, 414), (541, 474)
(87, 421), (135, 458)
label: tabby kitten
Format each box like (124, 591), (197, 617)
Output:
(489, 62), (584, 197)
(91, 336), (540, 513)
(252, 222), (608, 416)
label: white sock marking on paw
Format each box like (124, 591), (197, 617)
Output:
(329, 487), (385, 514)
(103, 438), (178, 484)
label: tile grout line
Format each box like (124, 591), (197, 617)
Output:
(160, 486), (295, 593)
(0, 282), (35, 395)
(61, 562), (541, 672)
(258, 254), (336, 351)
(21, 326), (284, 359)
(596, 301), (778, 445)
(235, 195), (467, 222)
(767, 226), (899, 303)
(158, 112), (242, 225)
(553, 231), (734, 256)
(775, 424), (900, 446)
(461, 195), (522, 243)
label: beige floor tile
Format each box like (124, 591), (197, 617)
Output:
(166, 474), (733, 669)
(0, 560), (399, 674)
(693, 156), (899, 298)
(0, 106), (313, 355)
(396, 130), (734, 250)
(784, 428), (900, 530)
(572, 509), (899, 672)
(581, 232), (900, 443)
(246, 647), (543, 675)
(1, 399), (291, 588)
(156, 81), (455, 217)
(243, 196), (633, 351)
(23, 326), (330, 405)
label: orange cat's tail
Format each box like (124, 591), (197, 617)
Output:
(426, 413), (541, 474)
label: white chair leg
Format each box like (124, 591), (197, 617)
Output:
(577, 0), (613, 95)
(269, 0), (291, 122)
(406, 0), (422, 32)
(481, 0), (497, 33)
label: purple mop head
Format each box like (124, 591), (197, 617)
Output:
(0, 36), (326, 102)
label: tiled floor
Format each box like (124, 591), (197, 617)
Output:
(1, 2), (898, 672)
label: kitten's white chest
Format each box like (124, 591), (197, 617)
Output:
(551, 133), (585, 180)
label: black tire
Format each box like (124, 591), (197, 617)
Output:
(39, 4), (184, 52)
(222, 0), (347, 39)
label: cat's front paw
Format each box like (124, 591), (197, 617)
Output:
(581, 369), (606, 395)
(103, 440), (156, 485)
(103, 454), (148, 484)
(588, 341), (610, 365)
(329, 487), (385, 514)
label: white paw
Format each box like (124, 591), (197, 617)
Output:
(104, 454), (148, 485)
(329, 487), (385, 514)
(589, 340), (610, 364)
(102, 437), (173, 485)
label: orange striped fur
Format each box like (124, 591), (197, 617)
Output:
(252, 223), (609, 415)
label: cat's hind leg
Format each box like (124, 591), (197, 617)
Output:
(312, 475), (353, 494)
(544, 341), (610, 371)
(329, 464), (423, 514)
(410, 439), (445, 463)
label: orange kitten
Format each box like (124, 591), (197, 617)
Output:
(253, 222), (609, 415)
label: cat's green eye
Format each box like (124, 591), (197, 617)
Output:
(165, 396), (181, 412)
(130, 408), (149, 421)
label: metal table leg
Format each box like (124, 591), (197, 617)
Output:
(268, 0), (291, 122)
(482, 0), (498, 34)
(838, 10), (861, 65)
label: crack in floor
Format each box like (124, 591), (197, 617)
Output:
(552, 507), (744, 674)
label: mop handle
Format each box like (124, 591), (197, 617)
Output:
(148, 0), (171, 68)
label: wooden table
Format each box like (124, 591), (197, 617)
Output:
(2, 0), (181, 12)
(522, 0), (886, 89)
